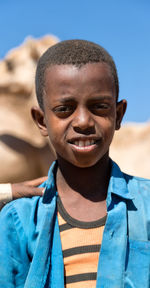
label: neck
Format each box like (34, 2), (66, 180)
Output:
(56, 153), (111, 202)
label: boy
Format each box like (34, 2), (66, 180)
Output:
(0, 39), (150, 288)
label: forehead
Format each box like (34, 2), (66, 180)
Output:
(44, 62), (115, 98)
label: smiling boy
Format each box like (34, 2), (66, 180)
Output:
(0, 40), (150, 288)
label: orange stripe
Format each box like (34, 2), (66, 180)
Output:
(66, 279), (96, 288)
(64, 252), (99, 276)
(57, 211), (104, 288)
(58, 212), (66, 225)
(60, 226), (104, 250)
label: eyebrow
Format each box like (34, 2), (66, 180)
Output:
(57, 96), (76, 103)
(88, 95), (114, 101)
(59, 95), (113, 102)
(86, 96), (115, 105)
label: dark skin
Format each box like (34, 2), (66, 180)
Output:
(12, 176), (47, 200)
(32, 63), (127, 222)
(56, 154), (110, 221)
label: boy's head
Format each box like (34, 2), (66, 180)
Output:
(32, 39), (127, 168)
(35, 39), (119, 110)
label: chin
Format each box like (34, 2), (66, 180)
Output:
(57, 151), (108, 169)
(71, 151), (109, 168)
(72, 158), (100, 169)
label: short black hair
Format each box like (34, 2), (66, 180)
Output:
(35, 39), (119, 109)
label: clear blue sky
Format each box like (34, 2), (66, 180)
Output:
(0, 0), (150, 123)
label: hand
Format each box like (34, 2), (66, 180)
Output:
(12, 176), (47, 200)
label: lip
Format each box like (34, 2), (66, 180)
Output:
(68, 136), (101, 143)
(67, 137), (101, 153)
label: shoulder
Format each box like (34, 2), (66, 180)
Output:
(110, 160), (150, 198)
(0, 195), (42, 215)
(123, 172), (150, 201)
(123, 172), (150, 188)
(0, 196), (43, 238)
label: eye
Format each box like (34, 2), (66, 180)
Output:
(90, 102), (110, 114)
(53, 105), (75, 118)
(92, 103), (109, 109)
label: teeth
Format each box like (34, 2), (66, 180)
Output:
(73, 140), (95, 147)
(79, 141), (84, 147)
(85, 140), (90, 146)
(75, 141), (79, 146)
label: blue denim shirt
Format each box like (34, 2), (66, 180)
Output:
(0, 160), (150, 288)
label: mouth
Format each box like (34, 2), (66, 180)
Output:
(68, 138), (100, 152)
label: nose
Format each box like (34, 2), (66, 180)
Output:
(72, 107), (95, 134)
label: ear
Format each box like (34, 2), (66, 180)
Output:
(115, 99), (127, 130)
(31, 106), (48, 137)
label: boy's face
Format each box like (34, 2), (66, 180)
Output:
(33, 62), (126, 168)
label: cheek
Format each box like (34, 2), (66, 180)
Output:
(46, 118), (66, 146)
(100, 116), (116, 141)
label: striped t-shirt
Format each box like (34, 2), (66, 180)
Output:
(57, 197), (106, 288)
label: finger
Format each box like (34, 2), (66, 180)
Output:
(24, 176), (48, 187)
(28, 187), (45, 196)
(12, 185), (45, 199)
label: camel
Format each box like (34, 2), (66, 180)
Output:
(0, 36), (57, 183)
(110, 122), (150, 178)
